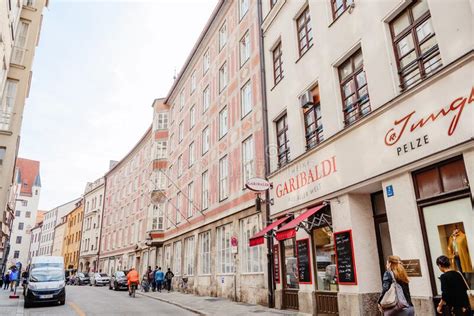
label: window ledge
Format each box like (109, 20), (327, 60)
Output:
(328, 6), (353, 28)
(295, 44), (314, 64)
(270, 77), (284, 92)
(0, 130), (13, 136)
(240, 272), (264, 276)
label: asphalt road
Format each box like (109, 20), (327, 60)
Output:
(0, 284), (196, 316)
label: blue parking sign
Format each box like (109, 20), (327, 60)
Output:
(386, 185), (394, 197)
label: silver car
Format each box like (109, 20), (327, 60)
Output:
(90, 273), (110, 286)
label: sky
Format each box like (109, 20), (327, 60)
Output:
(18, 0), (218, 210)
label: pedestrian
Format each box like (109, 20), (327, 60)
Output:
(151, 266), (158, 292)
(155, 267), (164, 292)
(147, 266), (155, 292)
(378, 255), (414, 316)
(3, 271), (10, 290)
(9, 267), (19, 292)
(435, 255), (472, 315)
(165, 268), (174, 292)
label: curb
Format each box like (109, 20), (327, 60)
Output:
(136, 291), (206, 315)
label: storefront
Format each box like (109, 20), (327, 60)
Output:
(258, 59), (473, 315)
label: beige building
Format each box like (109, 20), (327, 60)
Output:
(79, 177), (104, 273)
(51, 216), (66, 257)
(0, 0), (48, 271)
(259, 0), (473, 315)
(63, 201), (84, 270)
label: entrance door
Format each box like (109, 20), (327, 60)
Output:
(372, 191), (393, 277)
(281, 238), (299, 310)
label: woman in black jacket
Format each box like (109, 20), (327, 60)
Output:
(436, 255), (471, 316)
(378, 255), (415, 316)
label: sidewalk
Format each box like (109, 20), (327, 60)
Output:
(0, 286), (23, 316)
(137, 289), (304, 316)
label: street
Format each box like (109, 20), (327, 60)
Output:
(0, 285), (196, 316)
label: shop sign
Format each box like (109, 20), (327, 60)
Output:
(401, 259), (422, 277)
(231, 236), (238, 254)
(245, 178), (271, 192)
(296, 239), (312, 284)
(334, 230), (357, 285)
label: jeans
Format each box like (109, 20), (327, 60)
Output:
(166, 279), (172, 292)
(156, 280), (163, 292)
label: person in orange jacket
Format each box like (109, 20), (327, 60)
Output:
(126, 267), (139, 296)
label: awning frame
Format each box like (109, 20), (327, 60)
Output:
(297, 209), (332, 234)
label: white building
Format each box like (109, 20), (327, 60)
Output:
(38, 198), (81, 256)
(7, 158), (41, 267)
(28, 222), (42, 262)
(79, 177), (104, 273)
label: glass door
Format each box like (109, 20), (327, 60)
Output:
(281, 238), (299, 310)
(372, 191), (393, 277)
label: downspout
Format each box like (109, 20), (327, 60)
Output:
(257, 0), (275, 308)
(96, 179), (106, 273)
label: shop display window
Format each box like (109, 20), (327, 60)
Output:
(313, 227), (338, 292)
(283, 238), (299, 289)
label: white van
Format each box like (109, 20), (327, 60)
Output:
(24, 256), (66, 308)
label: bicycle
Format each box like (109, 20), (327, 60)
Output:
(129, 282), (138, 298)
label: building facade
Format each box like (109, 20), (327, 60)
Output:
(51, 216), (66, 257)
(259, 0), (473, 315)
(0, 0), (48, 267)
(79, 177), (104, 273)
(63, 201), (84, 270)
(99, 127), (153, 276)
(38, 198), (80, 256)
(147, 0), (269, 305)
(7, 158), (41, 267)
(27, 221), (42, 262)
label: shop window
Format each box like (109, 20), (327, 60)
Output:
(282, 238), (299, 289)
(240, 214), (263, 273)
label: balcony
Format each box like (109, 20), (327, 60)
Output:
(23, 0), (35, 7)
(0, 112), (12, 131)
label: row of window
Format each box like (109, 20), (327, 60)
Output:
(103, 219), (143, 252)
(162, 214), (262, 276)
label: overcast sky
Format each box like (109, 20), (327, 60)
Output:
(18, 0), (218, 210)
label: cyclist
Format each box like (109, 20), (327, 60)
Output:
(126, 267), (139, 297)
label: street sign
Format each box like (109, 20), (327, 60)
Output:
(386, 185), (394, 197)
(231, 236), (238, 254)
(245, 178), (271, 192)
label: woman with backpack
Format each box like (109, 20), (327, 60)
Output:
(435, 255), (471, 316)
(378, 255), (415, 316)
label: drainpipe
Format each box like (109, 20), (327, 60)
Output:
(257, 0), (275, 308)
(96, 179), (106, 273)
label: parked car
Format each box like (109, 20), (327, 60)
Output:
(24, 256), (65, 308)
(109, 271), (128, 291)
(90, 273), (110, 286)
(74, 272), (90, 286)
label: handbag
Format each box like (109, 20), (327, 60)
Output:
(380, 271), (410, 315)
(458, 271), (474, 310)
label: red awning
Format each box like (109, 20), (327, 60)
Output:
(249, 217), (289, 247)
(275, 205), (325, 241)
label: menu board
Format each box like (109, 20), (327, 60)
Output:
(334, 230), (357, 285)
(296, 239), (312, 284)
(273, 245), (280, 283)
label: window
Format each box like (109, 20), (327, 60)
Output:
(0, 147), (5, 165)
(188, 142), (195, 167)
(152, 203), (164, 230)
(217, 224), (233, 273)
(18, 222), (24, 230)
(199, 231), (211, 274)
(191, 71), (196, 93)
(240, 80), (252, 118)
(156, 112), (168, 130)
(21, 200), (27, 207)
(296, 6), (313, 56)
(203, 85), (210, 112)
(219, 22), (227, 51)
(155, 141), (167, 159)
(270, 0), (278, 8)
(13, 251), (19, 259)
(272, 42), (283, 85)
(184, 237), (195, 276)
(15, 210), (20, 217)
(203, 49), (210, 74)
(180, 91), (185, 111)
(239, 0), (249, 20)
(240, 214), (263, 273)
(276, 113), (290, 166)
(177, 155), (183, 177)
(176, 193), (182, 224)
(331, 0), (353, 19)
(173, 241), (182, 275)
(26, 211), (31, 218)
(155, 170), (167, 190)
(187, 182), (194, 217)
(178, 121), (184, 143)
(219, 106), (228, 138)
(338, 48), (370, 126)
(16, 236), (22, 244)
(201, 171), (209, 211)
(304, 86), (324, 149)
(219, 62), (228, 92)
(0, 80), (18, 131)
(202, 127), (210, 155)
(12, 21), (29, 65)
(190, 105), (195, 129)
(242, 136), (254, 184)
(219, 156), (228, 200)
(390, 0), (441, 90)
(239, 31), (251, 66)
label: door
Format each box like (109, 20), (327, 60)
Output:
(281, 238), (299, 310)
(372, 191), (393, 277)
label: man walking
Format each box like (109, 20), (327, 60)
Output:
(151, 266), (158, 291)
(9, 267), (19, 292)
(164, 268), (174, 292)
(155, 267), (164, 292)
(3, 271), (10, 290)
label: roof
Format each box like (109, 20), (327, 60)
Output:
(16, 158), (41, 196)
(35, 211), (46, 224)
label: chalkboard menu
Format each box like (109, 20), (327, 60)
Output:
(273, 245), (280, 283)
(334, 230), (357, 285)
(296, 239), (312, 284)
